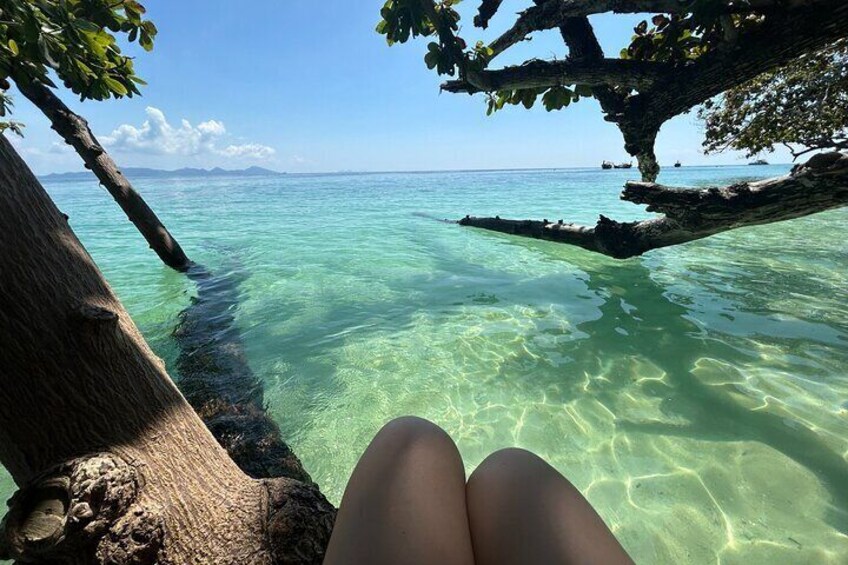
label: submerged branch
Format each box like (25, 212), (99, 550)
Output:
(459, 152), (848, 259)
(174, 264), (315, 484)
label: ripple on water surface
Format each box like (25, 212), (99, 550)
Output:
(2, 166), (845, 564)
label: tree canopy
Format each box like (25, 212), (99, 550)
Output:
(378, 1), (848, 259)
(699, 39), (848, 159)
(377, 0), (848, 181)
(0, 0), (156, 120)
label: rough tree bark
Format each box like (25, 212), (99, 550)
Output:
(15, 79), (192, 272)
(459, 152), (848, 259)
(0, 135), (334, 564)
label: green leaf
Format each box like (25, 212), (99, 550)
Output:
(103, 76), (128, 96)
(424, 51), (438, 69)
(574, 84), (593, 97)
(73, 20), (102, 33)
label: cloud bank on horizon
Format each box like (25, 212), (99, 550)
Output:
(101, 106), (276, 160)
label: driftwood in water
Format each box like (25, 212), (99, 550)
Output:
(460, 152), (848, 259)
(174, 265), (314, 484)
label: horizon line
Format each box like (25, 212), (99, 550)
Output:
(38, 162), (792, 180)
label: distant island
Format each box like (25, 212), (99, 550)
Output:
(40, 165), (286, 182)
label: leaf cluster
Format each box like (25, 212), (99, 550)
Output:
(378, 0), (466, 76)
(486, 84), (594, 115)
(0, 0), (156, 117)
(699, 39), (848, 157)
(377, 1), (593, 113)
(0, 91), (23, 134)
(378, 0), (746, 117)
(622, 7), (761, 63)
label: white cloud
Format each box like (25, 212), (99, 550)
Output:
(101, 107), (275, 160)
(220, 143), (276, 159)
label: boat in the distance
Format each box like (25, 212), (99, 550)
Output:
(601, 161), (633, 169)
(674, 161), (682, 168)
(749, 159), (769, 165)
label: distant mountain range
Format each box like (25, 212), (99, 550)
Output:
(40, 166), (285, 182)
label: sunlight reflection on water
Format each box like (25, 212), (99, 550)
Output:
(2, 165), (846, 563)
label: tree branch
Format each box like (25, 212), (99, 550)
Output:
(636, 0), (848, 124)
(475, 0), (505, 28)
(443, 58), (669, 93)
(487, 0), (799, 60)
(556, 16), (627, 117)
(459, 152), (848, 259)
(14, 79), (192, 272)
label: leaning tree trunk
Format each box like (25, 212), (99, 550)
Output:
(459, 152), (848, 258)
(15, 80), (313, 483)
(15, 79), (192, 272)
(0, 135), (334, 564)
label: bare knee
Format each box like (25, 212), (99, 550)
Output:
(469, 448), (563, 492)
(372, 416), (459, 460)
(377, 416), (451, 443)
(467, 449), (634, 565)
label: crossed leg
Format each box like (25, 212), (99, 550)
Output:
(324, 417), (633, 565)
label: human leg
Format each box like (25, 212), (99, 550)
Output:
(324, 417), (475, 565)
(466, 448), (634, 565)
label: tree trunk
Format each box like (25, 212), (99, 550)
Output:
(459, 152), (848, 259)
(15, 79), (315, 483)
(0, 135), (334, 564)
(15, 79), (192, 272)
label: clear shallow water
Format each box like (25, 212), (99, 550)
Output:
(2, 165), (847, 563)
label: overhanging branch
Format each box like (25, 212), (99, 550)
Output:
(443, 58), (668, 93)
(459, 153), (848, 259)
(475, 0), (505, 28)
(487, 0), (800, 60)
(555, 16), (628, 117)
(636, 0), (848, 123)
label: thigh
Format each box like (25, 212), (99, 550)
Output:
(466, 448), (634, 565)
(324, 417), (475, 565)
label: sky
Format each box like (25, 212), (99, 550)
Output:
(8, 0), (793, 174)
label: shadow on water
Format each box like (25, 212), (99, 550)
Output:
(413, 229), (848, 531)
(173, 260), (313, 483)
(546, 255), (848, 533)
(198, 218), (847, 534)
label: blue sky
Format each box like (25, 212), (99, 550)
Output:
(9, 0), (792, 174)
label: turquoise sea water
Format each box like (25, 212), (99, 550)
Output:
(2, 165), (847, 563)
